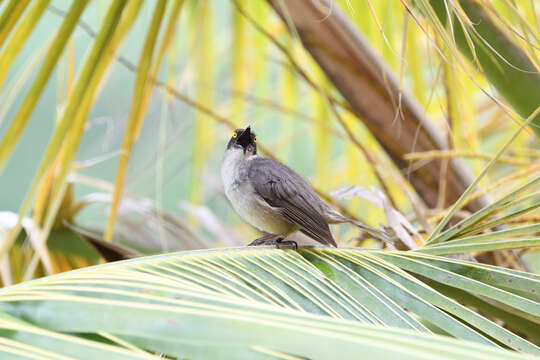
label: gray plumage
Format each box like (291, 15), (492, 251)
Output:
(247, 157), (337, 247)
(222, 126), (389, 248)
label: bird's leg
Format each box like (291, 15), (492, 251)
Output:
(247, 234), (298, 250)
(261, 237), (298, 250)
(276, 237), (298, 251)
(247, 233), (278, 246)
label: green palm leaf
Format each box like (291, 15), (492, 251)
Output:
(0, 248), (538, 359)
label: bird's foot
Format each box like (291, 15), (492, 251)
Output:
(247, 236), (298, 251)
(261, 237), (298, 250)
(276, 237), (298, 251)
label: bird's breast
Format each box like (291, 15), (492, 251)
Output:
(221, 153), (295, 235)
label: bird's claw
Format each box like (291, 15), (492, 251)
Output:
(248, 237), (298, 251)
(276, 239), (298, 251)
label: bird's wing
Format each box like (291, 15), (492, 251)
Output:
(248, 157), (337, 247)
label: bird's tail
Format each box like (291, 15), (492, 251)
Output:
(347, 218), (393, 243)
(325, 209), (392, 243)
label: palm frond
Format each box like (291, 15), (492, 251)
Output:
(0, 247), (538, 358)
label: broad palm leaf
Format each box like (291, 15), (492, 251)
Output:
(0, 246), (539, 359)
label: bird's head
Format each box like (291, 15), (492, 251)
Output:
(226, 126), (257, 156)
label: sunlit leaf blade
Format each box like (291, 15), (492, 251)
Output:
(0, 0), (129, 261)
(0, 0), (89, 172)
(0, 0), (31, 50)
(426, 119), (539, 242)
(426, 0), (540, 135)
(3, 296), (533, 360)
(17, 0), (145, 279)
(0, 0), (51, 89)
(428, 282), (540, 345)
(304, 251), (424, 329)
(431, 223), (540, 247)
(319, 250), (538, 353)
(383, 252), (540, 296)
(457, 202), (540, 238)
(0, 248), (538, 358)
(0, 312), (156, 359)
(105, 0), (168, 241)
(419, 238), (540, 256)
(376, 253), (540, 317)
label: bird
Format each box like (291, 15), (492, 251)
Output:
(221, 126), (389, 249)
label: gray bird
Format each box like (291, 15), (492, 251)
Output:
(221, 126), (389, 248)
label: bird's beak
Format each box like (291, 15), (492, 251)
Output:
(236, 126), (251, 149)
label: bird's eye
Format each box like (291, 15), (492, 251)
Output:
(253, 137), (257, 142)
(232, 132), (238, 138)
